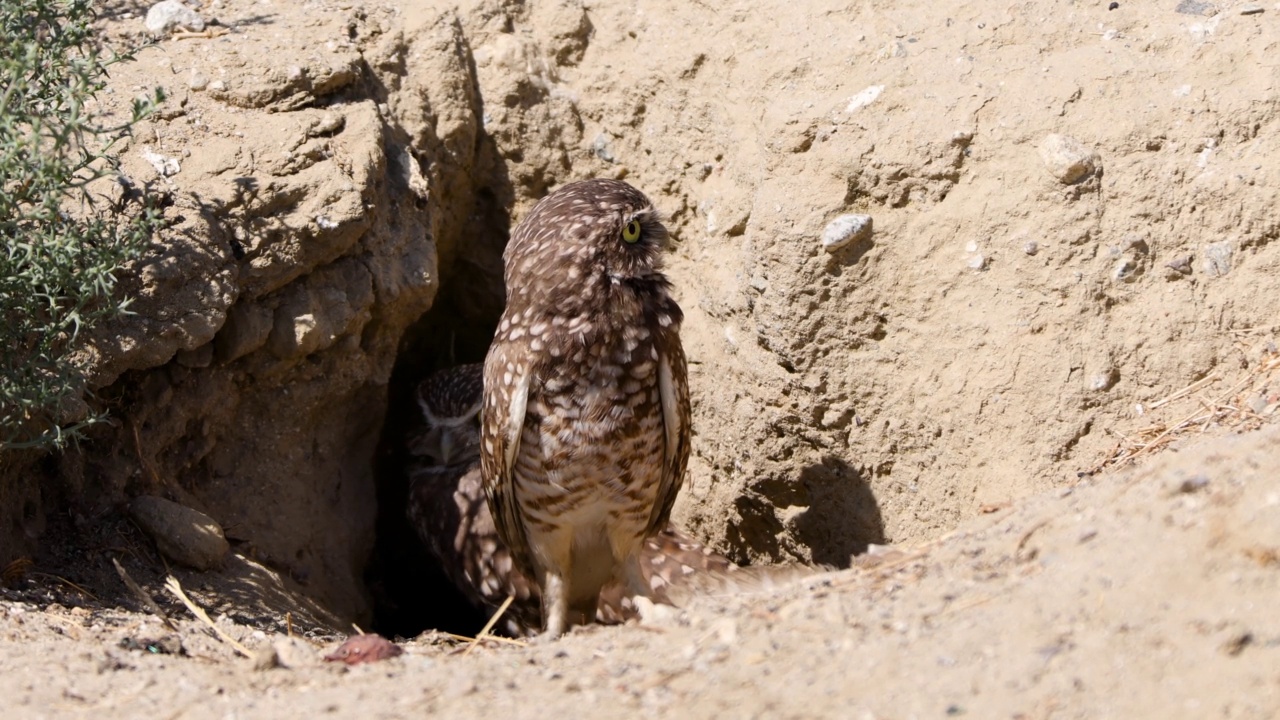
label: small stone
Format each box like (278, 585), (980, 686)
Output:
(1123, 235), (1150, 254)
(1023, 240), (1039, 256)
(1246, 393), (1268, 415)
(208, 79), (226, 92)
(1240, 5), (1264, 15)
(128, 496), (230, 570)
(141, 147), (180, 177)
(1220, 630), (1253, 657)
(273, 637), (322, 669)
(1175, 475), (1210, 494)
(1165, 255), (1193, 275)
(967, 253), (987, 271)
(1176, 0), (1215, 15)
(1089, 370), (1117, 391)
(145, 1), (206, 34)
(821, 214), (873, 252)
(187, 70), (209, 91)
(1113, 257), (1138, 283)
(1038, 134), (1101, 184)
(325, 634), (403, 665)
(592, 133), (615, 163)
(251, 645), (280, 671)
(845, 85), (884, 113)
(119, 634), (184, 655)
(1202, 241), (1234, 277)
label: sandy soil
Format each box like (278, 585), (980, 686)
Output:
(3, 0), (1280, 716)
(4, 426), (1279, 718)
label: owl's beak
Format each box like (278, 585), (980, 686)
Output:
(438, 432), (454, 465)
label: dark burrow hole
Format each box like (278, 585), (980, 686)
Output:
(366, 188), (509, 639)
(366, 303), (492, 638)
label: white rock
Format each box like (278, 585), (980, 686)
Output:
(1038, 133), (1100, 184)
(145, 1), (206, 34)
(141, 146), (181, 177)
(821, 214), (873, 252)
(844, 85), (884, 113)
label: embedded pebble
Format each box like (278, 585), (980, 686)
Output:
(1246, 394), (1268, 415)
(251, 645), (281, 671)
(272, 637), (321, 669)
(145, 0), (206, 34)
(1165, 255), (1193, 276)
(141, 147), (181, 177)
(1240, 5), (1264, 15)
(844, 85), (884, 113)
(1113, 257), (1138, 283)
(1038, 134), (1100, 184)
(967, 253), (987, 271)
(128, 495), (229, 570)
(325, 634), (403, 665)
(1176, 0), (1215, 15)
(592, 133), (616, 163)
(821, 214), (873, 252)
(1023, 240), (1039, 256)
(1175, 474), (1211, 494)
(1201, 241), (1233, 277)
(187, 70), (209, 91)
(1089, 369), (1118, 391)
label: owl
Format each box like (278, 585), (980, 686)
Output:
(407, 363), (726, 637)
(479, 178), (692, 638)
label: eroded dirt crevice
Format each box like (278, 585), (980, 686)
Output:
(0, 2), (516, 627)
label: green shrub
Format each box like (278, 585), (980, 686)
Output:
(0, 0), (163, 451)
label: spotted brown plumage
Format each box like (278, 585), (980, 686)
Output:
(479, 179), (692, 638)
(406, 363), (726, 637)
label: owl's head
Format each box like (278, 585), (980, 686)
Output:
(502, 178), (671, 311)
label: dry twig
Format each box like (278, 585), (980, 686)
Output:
(163, 575), (252, 657)
(1084, 349), (1280, 476)
(462, 594), (518, 656)
(112, 557), (176, 631)
(29, 572), (99, 601)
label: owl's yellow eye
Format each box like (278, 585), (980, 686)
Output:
(622, 220), (642, 243)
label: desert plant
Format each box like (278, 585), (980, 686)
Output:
(0, 0), (163, 451)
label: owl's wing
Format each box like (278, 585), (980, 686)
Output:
(647, 339), (692, 536)
(479, 344), (538, 580)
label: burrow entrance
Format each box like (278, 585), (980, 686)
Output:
(366, 187), (509, 639)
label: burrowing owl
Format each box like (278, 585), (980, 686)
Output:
(407, 363), (725, 636)
(479, 178), (692, 638)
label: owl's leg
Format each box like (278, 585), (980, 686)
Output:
(533, 527), (575, 640)
(539, 569), (570, 640)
